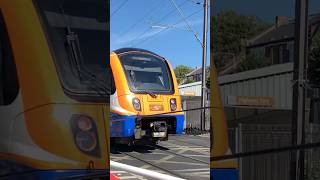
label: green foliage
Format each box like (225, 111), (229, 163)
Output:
(309, 30), (320, 86)
(211, 11), (271, 68)
(206, 71), (210, 89)
(240, 54), (271, 71)
(174, 65), (193, 84)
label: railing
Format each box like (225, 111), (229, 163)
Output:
(110, 161), (186, 180)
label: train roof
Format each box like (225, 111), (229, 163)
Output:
(113, 48), (163, 58)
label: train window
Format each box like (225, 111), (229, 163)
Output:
(109, 67), (116, 95)
(119, 52), (174, 94)
(0, 11), (19, 105)
(34, 0), (111, 102)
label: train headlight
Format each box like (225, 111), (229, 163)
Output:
(71, 114), (100, 157)
(170, 98), (177, 111)
(77, 116), (93, 131)
(132, 98), (141, 111)
(75, 131), (97, 152)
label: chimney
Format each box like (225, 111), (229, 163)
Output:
(275, 16), (288, 28)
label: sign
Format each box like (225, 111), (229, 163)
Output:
(180, 91), (196, 96)
(228, 96), (273, 107)
(149, 104), (164, 111)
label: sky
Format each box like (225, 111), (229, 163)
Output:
(212, 0), (320, 23)
(110, 0), (209, 68)
(110, 0), (320, 69)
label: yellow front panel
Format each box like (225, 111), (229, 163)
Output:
(0, 0), (110, 171)
(111, 51), (183, 116)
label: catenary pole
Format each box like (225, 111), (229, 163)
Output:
(200, 0), (209, 131)
(291, 0), (308, 179)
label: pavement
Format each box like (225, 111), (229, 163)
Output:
(110, 134), (210, 180)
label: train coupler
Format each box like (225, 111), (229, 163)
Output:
(150, 121), (167, 138)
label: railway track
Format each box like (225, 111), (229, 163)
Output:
(111, 135), (210, 180)
(169, 136), (210, 148)
(120, 151), (188, 179)
(147, 144), (209, 164)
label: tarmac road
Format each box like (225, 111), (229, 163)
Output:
(110, 134), (210, 180)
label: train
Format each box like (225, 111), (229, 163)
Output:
(0, 0), (111, 179)
(110, 48), (184, 145)
(210, 54), (238, 179)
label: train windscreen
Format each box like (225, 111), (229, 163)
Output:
(34, 0), (114, 102)
(119, 52), (173, 94)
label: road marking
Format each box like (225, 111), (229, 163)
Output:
(111, 135), (210, 180)
(139, 154), (176, 169)
(173, 168), (210, 172)
(111, 156), (133, 161)
(111, 170), (147, 180)
(148, 160), (208, 166)
(184, 171), (210, 178)
(180, 154), (209, 157)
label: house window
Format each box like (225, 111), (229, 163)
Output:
(272, 45), (280, 64)
(265, 46), (271, 58)
(282, 44), (290, 63)
(288, 42), (294, 62)
(0, 11), (19, 105)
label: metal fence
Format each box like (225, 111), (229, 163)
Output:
(183, 99), (210, 133)
(229, 123), (320, 180)
(305, 124), (320, 180)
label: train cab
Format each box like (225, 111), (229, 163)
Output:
(0, 0), (110, 179)
(110, 48), (184, 145)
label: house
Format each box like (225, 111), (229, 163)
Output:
(185, 66), (210, 83)
(178, 67), (211, 131)
(246, 14), (320, 65)
(217, 14), (320, 180)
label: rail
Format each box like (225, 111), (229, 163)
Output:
(110, 161), (186, 180)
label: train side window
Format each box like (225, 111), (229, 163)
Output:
(108, 66), (116, 95)
(0, 11), (19, 105)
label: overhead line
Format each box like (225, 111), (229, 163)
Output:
(169, 0), (203, 46)
(132, 8), (203, 47)
(119, 0), (165, 37)
(111, 0), (129, 17)
(186, 0), (212, 7)
(186, 0), (202, 5)
(127, 0), (189, 46)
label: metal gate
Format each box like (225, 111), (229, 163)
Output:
(230, 123), (320, 180)
(183, 99), (210, 132)
(237, 124), (291, 180)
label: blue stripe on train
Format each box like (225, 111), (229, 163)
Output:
(110, 113), (184, 137)
(211, 169), (238, 180)
(29, 169), (109, 179)
(0, 160), (108, 179)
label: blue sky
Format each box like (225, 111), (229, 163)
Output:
(110, 0), (209, 68)
(111, 0), (320, 68)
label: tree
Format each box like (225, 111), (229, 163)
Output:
(309, 29), (320, 87)
(211, 11), (271, 70)
(174, 65), (193, 84)
(239, 54), (271, 71)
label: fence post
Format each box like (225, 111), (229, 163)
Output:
(183, 99), (187, 130)
(310, 123), (313, 180)
(237, 123), (243, 180)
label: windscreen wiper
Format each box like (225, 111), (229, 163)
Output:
(59, 5), (109, 96)
(142, 90), (157, 98)
(129, 70), (136, 83)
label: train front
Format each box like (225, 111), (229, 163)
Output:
(0, 0), (111, 179)
(110, 48), (184, 144)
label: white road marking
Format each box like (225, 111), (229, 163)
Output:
(173, 168), (210, 172)
(111, 135), (210, 180)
